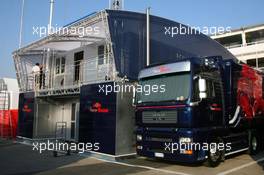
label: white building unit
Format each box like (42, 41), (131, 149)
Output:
(212, 24), (264, 71)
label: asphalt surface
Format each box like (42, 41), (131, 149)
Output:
(0, 142), (263, 175)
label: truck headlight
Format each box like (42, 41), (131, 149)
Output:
(179, 137), (193, 155)
(137, 135), (142, 141)
(179, 137), (192, 143)
(137, 145), (143, 150)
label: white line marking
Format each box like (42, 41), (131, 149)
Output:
(91, 157), (192, 175)
(85, 150), (136, 158)
(217, 157), (264, 175)
(225, 148), (248, 156)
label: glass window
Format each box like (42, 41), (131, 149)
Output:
(98, 45), (105, 65)
(61, 57), (65, 73)
(246, 29), (264, 43)
(74, 51), (84, 82)
(137, 73), (190, 103)
(213, 82), (222, 99)
(247, 59), (257, 67)
(205, 80), (215, 99)
(55, 57), (66, 74)
(215, 34), (242, 48)
(257, 57), (264, 68)
(55, 58), (60, 74)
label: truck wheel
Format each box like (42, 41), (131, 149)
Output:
(261, 132), (264, 150)
(249, 131), (259, 155)
(206, 138), (224, 167)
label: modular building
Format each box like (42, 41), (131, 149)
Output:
(13, 10), (235, 156)
(212, 24), (264, 70)
(0, 78), (19, 139)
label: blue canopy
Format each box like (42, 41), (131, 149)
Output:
(107, 10), (236, 79)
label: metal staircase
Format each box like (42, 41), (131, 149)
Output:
(100, 10), (116, 80)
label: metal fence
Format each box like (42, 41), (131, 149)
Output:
(18, 54), (115, 96)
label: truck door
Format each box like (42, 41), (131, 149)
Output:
(70, 103), (79, 141)
(206, 79), (224, 126)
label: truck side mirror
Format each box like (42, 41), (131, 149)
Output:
(199, 78), (207, 99)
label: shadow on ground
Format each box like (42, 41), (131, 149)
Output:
(35, 161), (148, 175)
(1, 141), (264, 175)
(0, 143), (84, 175)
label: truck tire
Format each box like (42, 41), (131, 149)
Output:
(206, 137), (224, 167)
(248, 130), (259, 155)
(261, 131), (264, 150)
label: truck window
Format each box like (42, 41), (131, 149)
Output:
(213, 81), (223, 105)
(206, 80), (215, 99)
(192, 78), (217, 101)
(137, 73), (191, 103)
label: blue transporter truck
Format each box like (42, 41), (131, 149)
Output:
(135, 56), (264, 167)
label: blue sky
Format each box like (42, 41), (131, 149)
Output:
(0, 0), (264, 78)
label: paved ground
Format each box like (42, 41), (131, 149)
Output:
(0, 142), (263, 175)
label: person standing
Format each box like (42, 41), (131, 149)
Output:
(32, 63), (40, 90)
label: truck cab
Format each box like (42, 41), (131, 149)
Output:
(135, 57), (259, 166)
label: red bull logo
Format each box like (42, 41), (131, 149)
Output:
(153, 65), (170, 73)
(22, 104), (32, 113)
(89, 102), (109, 113)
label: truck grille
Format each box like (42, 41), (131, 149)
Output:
(142, 111), (177, 124)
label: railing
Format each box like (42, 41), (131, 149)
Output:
(0, 81), (7, 92)
(19, 55), (115, 96)
(225, 39), (264, 49)
(224, 44), (243, 49)
(246, 39), (264, 46)
(0, 91), (9, 110)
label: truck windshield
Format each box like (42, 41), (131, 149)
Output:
(136, 73), (191, 103)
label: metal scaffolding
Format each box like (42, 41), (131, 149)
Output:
(13, 10), (116, 97)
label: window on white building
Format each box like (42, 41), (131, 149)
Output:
(55, 57), (66, 75)
(215, 34), (242, 48)
(98, 45), (105, 65)
(246, 58), (257, 67)
(246, 29), (264, 44)
(246, 57), (264, 70)
(258, 57), (264, 68)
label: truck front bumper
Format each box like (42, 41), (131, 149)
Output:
(136, 128), (207, 163)
(136, 148), (206, 163)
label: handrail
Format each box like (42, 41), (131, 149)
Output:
(18, 55), (115, 94)
(225, 39), (264, 49)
